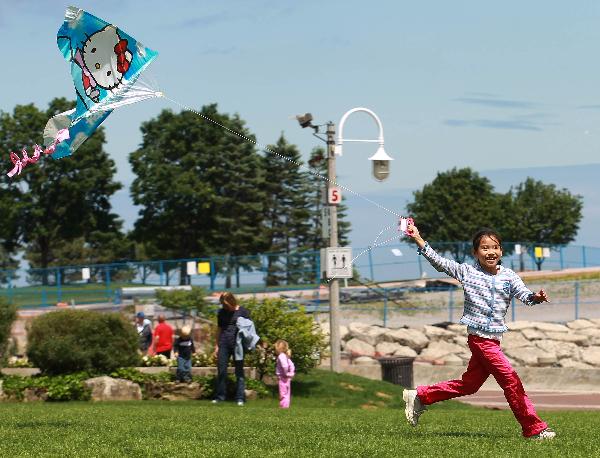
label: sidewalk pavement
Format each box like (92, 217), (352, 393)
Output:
(457, 390), (600, 411)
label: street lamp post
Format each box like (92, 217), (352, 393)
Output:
(296, 108), (392, 373)
(325, 121), (342, 373)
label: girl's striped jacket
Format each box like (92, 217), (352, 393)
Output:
(418, 243), (537, 333)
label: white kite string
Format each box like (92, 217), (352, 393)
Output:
(160, 95), (402, 219)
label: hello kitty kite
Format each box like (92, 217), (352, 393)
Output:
(39, 6), (160, 162)
(73, 25), (133, 103)
(7, 7), (159, 176)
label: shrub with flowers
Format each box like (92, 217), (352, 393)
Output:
(141, 354), (171, 367)
(191, 352), (216, 367)
(6, 356), (34, 368)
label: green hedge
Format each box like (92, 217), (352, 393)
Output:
(0, 297), (17, 366)
(1, 372), (92, 401)
(27, 310), (140, 375)
(242, 298), (327, 379)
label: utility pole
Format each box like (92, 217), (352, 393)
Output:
(326, 121), (341, 373)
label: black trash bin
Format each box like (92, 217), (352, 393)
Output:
(378, 357), (415, 388)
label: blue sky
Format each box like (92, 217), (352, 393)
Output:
(1, 1), (600, 244)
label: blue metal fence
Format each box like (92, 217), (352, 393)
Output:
(0, 242), (598, 308)
(340, 279), (600, 327)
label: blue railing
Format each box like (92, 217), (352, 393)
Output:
(0, 242), (598, 308)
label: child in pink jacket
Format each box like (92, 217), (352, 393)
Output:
(275, 340), (295, 408)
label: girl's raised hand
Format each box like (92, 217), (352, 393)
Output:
(406, 224), (427, 249)
(533, 289), (550, 303)
(406, 223), (419, 238)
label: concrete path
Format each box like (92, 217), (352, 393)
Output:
(457, 390), (600, 410)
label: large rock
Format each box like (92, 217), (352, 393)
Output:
(559, 359), (594, 370)
(345, 338), (376, 356)
(580, 347), (600, 366)
(441, 353), (465, 366)
(534, 322), (570, 333)
(348, 323), (386, 346)
(145, 382), (204, 401)
(453, 336), (468, 347)
(84, 376), (142, 401)
(577, 328), (600, 338)
(245, 389), (258, 401)
(423, 325), (455, 341)
(457, 351), (472, 362)
(446, 324), (467, 334)
(375, 341), (407, 356)
(23, 388), (48, 402)
(508, 321), (537, 331)
(566, 319), (596, 330)
(319, 322), (349, 341)
(393, 346), (418, 358)
(521, 328), (547, 340)
(353, 356), (377, 365)
(418, 341), (464, 362)
(501, 332), (529, 350)
(339, 325), (350, 341)
(544, 332), (589, 346)
(504, 347), (557, 366)
(534, 340), (580, 360)
(383, 328), (428, 350)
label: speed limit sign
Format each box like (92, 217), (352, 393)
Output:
(328, 187), (342, 204)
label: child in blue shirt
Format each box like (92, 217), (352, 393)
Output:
(403, 224), (555, 440)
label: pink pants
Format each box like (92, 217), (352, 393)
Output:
(417, 334), (547, 437)
(278, 377), (291, 408)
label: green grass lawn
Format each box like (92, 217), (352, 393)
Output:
(0, 370), (596, 457)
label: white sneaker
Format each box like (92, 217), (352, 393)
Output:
(403, 389), (426, 427)
(530, 428), (556, 440)
(237, 401), (245, 406)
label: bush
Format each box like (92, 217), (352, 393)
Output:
(27, 310), (140, 375)
(242, 298), (327, 379)
(0, 372), (91, 401)
(0, 297), (17, 366)
(155, 287), (208, 318)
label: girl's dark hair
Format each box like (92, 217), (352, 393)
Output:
(472, 228), (502, 251)
(219, 292), (238, 307)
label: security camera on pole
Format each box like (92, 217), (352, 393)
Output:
(296, 108), (393, 373)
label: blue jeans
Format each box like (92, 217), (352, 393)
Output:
(216, 344), (245, 402)
(177, 357), (192, 382)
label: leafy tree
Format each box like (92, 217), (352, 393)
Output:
(405, 167), (503, 261)
(130, 105), (267, 286)
(505, 178), (583, 270)
(0, 297), (17, 366)
(242, 297), (327, 380)
(0, 98), (124, 284)
(0, 191), (20, 285)
(155, 286), (208, 326)
(262, 135), (313, 285)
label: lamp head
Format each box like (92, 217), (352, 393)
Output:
(296, 113), (314, 129)
(368, 145), (393, 181)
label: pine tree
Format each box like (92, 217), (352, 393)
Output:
(262, 135), (313, 285)
(130, 104), (266, 286)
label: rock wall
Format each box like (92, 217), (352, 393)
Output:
(318, 318), (600, 369)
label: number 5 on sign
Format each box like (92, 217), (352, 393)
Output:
(328, 187), (342, 204)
